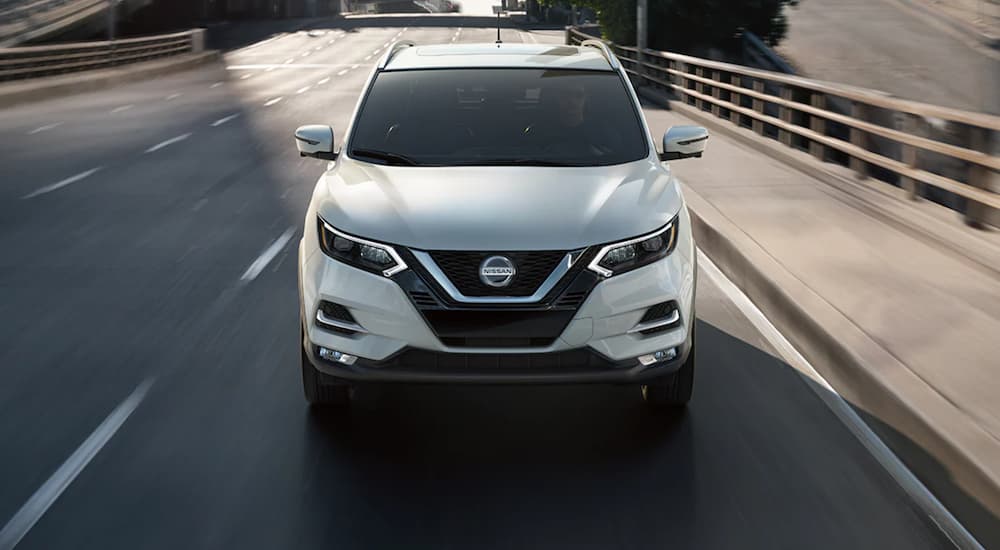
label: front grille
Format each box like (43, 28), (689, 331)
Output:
(408, 290), (438, 308)
(429, 250), (567, 297)
(554, 290), (589, 308)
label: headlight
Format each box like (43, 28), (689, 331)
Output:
(317, 217), (407, 277)
(587, 217), (678, 277)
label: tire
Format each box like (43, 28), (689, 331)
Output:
(642, 326), (696, 408)
(301, 330), (351, 407)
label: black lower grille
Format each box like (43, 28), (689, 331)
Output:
(429, 250), (566, 297)
(361, 348), (620, 373)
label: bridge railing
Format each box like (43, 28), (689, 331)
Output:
(567, 27), (1000, 226)
(0, 28), (204, 82)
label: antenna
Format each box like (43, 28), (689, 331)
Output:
(492, 4), (503, 44)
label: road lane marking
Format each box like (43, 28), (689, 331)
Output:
(211, 81), (223, 88)
(211, 114), (240, 127)
(301, 52), (311, 58)
(297, 85), (311, 94)
(165, 93), (181, 101)
(337, 69), (348, 76)
(145, 133), (192, 153)
(383, 41), (391, 47)
(317, 77), (331, 85)
(266, 66), (276, 72)
(228, 64), (352, 70)
(0, 378), (154, 550)
(328, 39), (337, 45)
(696, 247), (983, 550)
(364, 54), (372, 61)
(284, 58), (294, 64)
(27, 122), (62, 135)
(110, 104), (133, 114)
(352, 64), (359, 69)
(241, 228), (294, 281)
(22, 167), (101, 199)
(264, 97), (283, 107)
(241, 73), (253, 80)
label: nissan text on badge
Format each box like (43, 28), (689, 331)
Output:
(295, 40), (708, 410)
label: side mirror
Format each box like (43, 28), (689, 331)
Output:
(660, 125), (708, 161)
(295, 125), (337, 161)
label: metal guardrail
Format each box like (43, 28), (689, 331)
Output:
(567, 27), (1000, 225)
(0, 28), (203, 82)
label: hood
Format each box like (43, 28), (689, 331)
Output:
(315, 158), (681, 251)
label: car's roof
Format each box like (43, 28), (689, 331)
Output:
(383, 43), (614, 71)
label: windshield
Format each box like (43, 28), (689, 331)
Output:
(348, 68), (648, 167)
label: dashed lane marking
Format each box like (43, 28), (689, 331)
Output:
(337, 69), (348, 76)
(318, 77), (331, 85)
(211, 114), (240, 127)
(27, 122), (62, 134)
(110, 105), (133, 114)
(145, 133), (192, 153)
(0, 379), (154, 550)
(240, 228), (295, 282)
(264, 97), (283, 107)
(297, 85), (311, 94)
(22, 167), (101, 199)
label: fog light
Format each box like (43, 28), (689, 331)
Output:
(318, 347), (358, 365)
(637, 347), (677, 366)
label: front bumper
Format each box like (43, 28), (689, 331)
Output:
(298, 213), (696, 384)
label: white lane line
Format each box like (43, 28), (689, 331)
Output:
(352, 64), (359, 69)
(363, 54), (372, 61)
(165, 93), (181, 101)
(211, 114), (240, 127)
(240, 73), (253, 80)
(383, 41), (391, 47)
(145, 133), (192, 153)
(328, 39), (337, 45)
(27, 122), (62, 135)
(228, 63), (353, 70)
(264, 97), (283, 107)
(266, 66), (276, 72)
(314, 46), (323, 52)
(241, 228), (294, 282)
(211, 81), (223, 88)
(317, 77), (331, 85)
(301, 52), (311, 58)
(297, 85), (311, 94)
(696, 248), (983, 550)
(284, 58), (294, 64)
(336, 69), (348, 76)
(0, 378), (154, 550)
(22, 167), (101, 199)
(110, 104), (133, 114)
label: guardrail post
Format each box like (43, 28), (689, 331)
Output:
(849, 102), (869, 177)
(694, 66), (704, 111)
(809, 92), (826, 160)
(966, 127), (998, 228)
(191, 29), (205, 53)
(751, 80), (764, 135)
(729, 74), (741, 126)
(677, 61), (688, 103)
(899, 113), (922, 200)
(779, 86), (793, 146)
(565, 27), (572, 45)
(710, 70), (721, 117)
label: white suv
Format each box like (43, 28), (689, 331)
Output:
(295, 40), (707, 409)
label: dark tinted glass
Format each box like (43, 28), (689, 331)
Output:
(348, 69), (648, 166)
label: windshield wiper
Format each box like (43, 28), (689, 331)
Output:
(351, 148), (419, 166)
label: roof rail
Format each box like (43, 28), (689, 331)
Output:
(580, 38), (620, 70)
(378, 40), (416, 69)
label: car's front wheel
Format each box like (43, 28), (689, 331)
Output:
(641, 326), (695, 408)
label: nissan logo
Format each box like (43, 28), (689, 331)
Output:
(479, 256), (516, 287)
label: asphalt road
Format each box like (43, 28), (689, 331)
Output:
(0, 16), (957, 549)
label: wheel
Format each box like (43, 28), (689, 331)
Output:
(301, 328), (352, 407)
(642, 326), (696, 408)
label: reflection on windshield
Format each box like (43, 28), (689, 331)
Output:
(348, 68), (648, 167)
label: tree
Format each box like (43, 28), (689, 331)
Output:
(552, 0), (798, 53)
